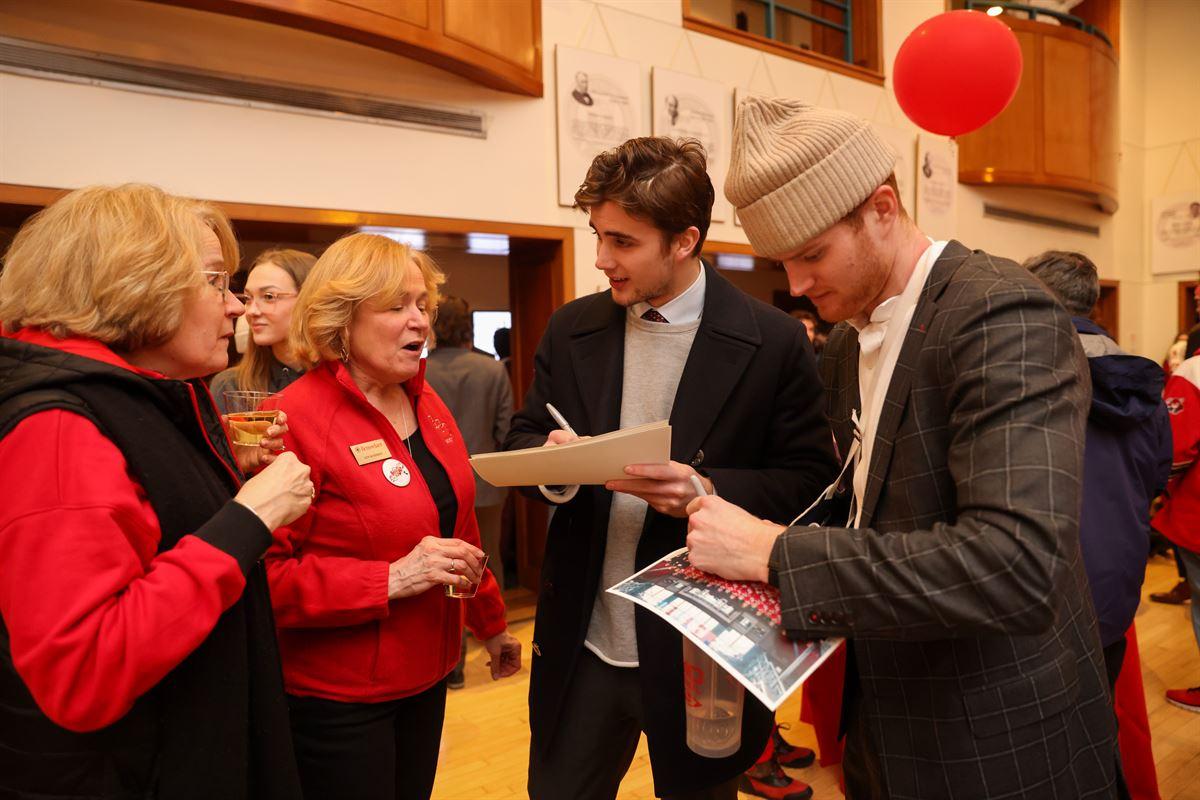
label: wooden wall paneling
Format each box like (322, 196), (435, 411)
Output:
(957, 17), (1118, 211)
(507, 237), (571, 593)
(1042, 36), (1092, 182)
(151, 0), (542, 96)
(681, 0), (884, 85)
(347, 0), (429, 27)
(1093, 279), (1118, 341)
(442, 0), (538, 73)
(958, 29), (1042, 180)
(1072, 0), (1120, 54)
(1180, 281), (1199, 338)
(1090, 46), (1119, 194)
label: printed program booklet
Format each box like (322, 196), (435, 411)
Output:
(608, 547), (843, 711)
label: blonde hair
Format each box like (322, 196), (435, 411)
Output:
(291, 233), (444, 368)
(230, 247), (317, 393)
(0, 183), (238, 351)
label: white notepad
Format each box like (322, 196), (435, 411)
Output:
(470, 420), (671, 487)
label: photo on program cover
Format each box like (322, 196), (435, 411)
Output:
(608, 547), (842, 710)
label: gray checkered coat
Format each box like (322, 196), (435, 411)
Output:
(770, 242), (1119, 799)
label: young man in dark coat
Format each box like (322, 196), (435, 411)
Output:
(504, 137), (837, 800)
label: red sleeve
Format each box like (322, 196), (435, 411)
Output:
(0, 411), (248, 732)
(264, 512), (391, 629)
(1164, 368), (1200, 475)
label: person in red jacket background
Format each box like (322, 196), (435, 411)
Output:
(267, 232), (521, 800)
(1152, 351), (1200, 713)
(0, 183), (314, 800)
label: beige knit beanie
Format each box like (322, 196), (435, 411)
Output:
(726, 97), (896, 259)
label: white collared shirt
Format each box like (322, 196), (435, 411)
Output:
(849, 239), (947, 527)
(630, 263), (706, 324)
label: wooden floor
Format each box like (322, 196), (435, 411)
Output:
(433, 558), (1200, 799)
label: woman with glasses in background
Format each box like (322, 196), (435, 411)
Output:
(212, 247), (316, 415)
(0, 184), (314, 800)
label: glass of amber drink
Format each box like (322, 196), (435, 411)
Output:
(224, 391), (279, 448)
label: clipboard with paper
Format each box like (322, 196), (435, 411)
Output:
(469, 420), (671, 487)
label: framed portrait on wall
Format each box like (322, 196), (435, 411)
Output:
(555, 45), (643, 207)
(652, 67), (732, 222)
(915, 133), (957, 241)
(1151, 192), (1200, 275)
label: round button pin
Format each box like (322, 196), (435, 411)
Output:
(382, 458), (411, 487)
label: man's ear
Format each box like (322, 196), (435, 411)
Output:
(673, 226), (701, 262)
(866, 184), (901, 229)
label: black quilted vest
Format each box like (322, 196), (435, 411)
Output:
(0, 336), (301, 800)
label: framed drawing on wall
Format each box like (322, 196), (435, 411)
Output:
(555, 45), (643, 207)
(652, 67), (732, 222)
(1151, 193), (1200, 275)
(915, 133), (957, 241)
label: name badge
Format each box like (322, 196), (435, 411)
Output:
(350, 439), (391, 466)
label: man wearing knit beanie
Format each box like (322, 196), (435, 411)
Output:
(686, 97), (1122, 799)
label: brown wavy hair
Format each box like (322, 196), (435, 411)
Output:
(573, 137), (714, 257)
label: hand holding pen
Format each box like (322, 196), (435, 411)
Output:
(542, 403), (584, 447)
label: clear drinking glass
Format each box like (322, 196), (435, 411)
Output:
(223, 391), (279, 448)
(445, 554), (490, 599)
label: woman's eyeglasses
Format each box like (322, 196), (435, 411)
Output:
(235, 290), (298, 308)
(201, 270), (231, 295)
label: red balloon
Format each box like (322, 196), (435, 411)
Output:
(893, 10), (1023, 136)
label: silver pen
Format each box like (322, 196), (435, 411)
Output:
(689, 475), (708, 498)
(545, 402), (578, 437)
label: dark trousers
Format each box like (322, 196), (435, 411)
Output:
(288, 680), (448, 800)
(528, 650), (737, 800)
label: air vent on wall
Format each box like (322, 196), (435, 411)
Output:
(982, 204), (1100, 236)
(0, 36), (486, 139)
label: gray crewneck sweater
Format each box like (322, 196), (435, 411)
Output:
(584, 313), (701, 666)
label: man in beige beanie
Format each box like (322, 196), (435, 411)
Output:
(686, 97), (1122, 799)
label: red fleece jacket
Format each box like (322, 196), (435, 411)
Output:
(266, 360), (507, 703)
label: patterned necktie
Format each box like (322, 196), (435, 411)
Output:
(641, 308), (669, 324)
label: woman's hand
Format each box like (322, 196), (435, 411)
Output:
(228, 410), (289, 475)
(234, 451), (313, 530)
(387, 537), (486, 599)
(482, 630), (522, 679)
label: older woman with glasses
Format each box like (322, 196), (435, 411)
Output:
(264, 232), (521, 800)
(0, 184), (314, 800)
(212, 247), (316, 415)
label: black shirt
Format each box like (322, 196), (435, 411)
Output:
(406, 428), (458, 539)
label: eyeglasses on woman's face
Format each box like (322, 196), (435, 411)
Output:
(235, 290), (298, 308)
(201, 270), (231, 296)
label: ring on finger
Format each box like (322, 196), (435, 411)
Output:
(449, 560), (457, 575)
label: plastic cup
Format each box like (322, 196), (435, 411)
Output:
(446, 554), (489, 599)
(682, 636), (744, 758)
